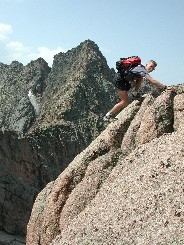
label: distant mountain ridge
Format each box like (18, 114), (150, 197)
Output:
(0, 40), (117, 243)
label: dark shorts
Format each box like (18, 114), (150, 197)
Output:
(114, 73), (131, 91)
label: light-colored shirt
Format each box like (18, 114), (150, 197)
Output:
(124, 65), (150, 82)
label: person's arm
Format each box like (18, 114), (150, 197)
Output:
(145, 75), (173, 90)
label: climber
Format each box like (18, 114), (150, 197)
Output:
(103, 60), (174, 121)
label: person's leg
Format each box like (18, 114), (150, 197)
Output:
(132, 77), (143, 98)
(105, 90), (128, 119)
(134, 77), (143, 92)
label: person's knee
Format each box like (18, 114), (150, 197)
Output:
(120, 99), (128, 107)
(124, 100), (129, 107)
(136, 77), (143, 84)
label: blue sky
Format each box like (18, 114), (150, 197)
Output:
(0, 0), (184, 86)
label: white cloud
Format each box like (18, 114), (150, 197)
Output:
(6, 41), (30, 60)
(1, 22), (65, 66)
(36, 46), (65, 66)
(0, 23), (12, 41)
(5, 41), (65, 66)
(100, 46), (111, 53)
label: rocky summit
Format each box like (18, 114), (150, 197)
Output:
(0, 39), (184, 245)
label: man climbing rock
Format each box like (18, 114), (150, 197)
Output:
(104, 59), (173, 121)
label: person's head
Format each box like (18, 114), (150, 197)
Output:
(145, 60), (157, 72)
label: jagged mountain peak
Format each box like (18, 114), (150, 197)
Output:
(35, 40), (115, 129)
(52, 39), (108, 76)
(0, 40), (116, 133)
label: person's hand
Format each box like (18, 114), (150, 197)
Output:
(166, 86), (175, 92)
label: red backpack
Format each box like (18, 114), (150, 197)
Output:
(116, 56), (141, 71)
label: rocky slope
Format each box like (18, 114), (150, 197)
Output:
(26, 88), (184, 245)
(0, 40), (117, 242)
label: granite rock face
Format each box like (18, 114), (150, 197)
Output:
(0, 40), (117, 242)
(27, 88), (184, 245)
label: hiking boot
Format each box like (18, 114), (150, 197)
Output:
(132, 92), (141, 99)
(103, 114), (117, 122)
